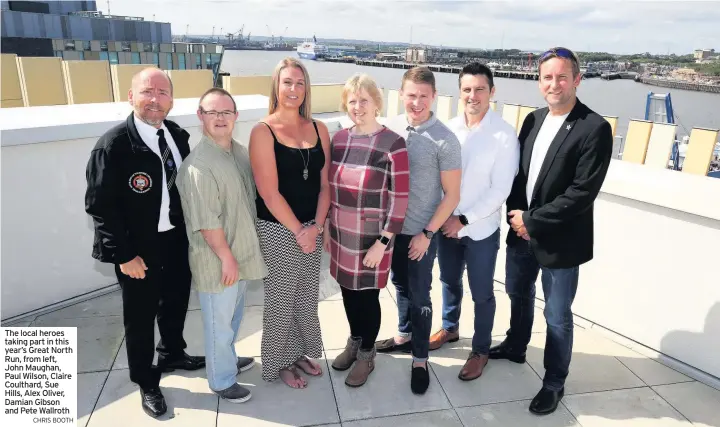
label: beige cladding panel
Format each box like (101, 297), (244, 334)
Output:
(166, 69), (214, 99)
(682, 128), (719, 175)
(501, 103), (521, 130)
(62, 60), (113, 105)
(1, 54), (24, 106)
(90, 41), (101, 51)
(310, 84), (344, 114)
(622, 119), (653, 164)
(159, 53), (169, 70)
(16, 57), (67, 107)
(110, 64), (158, 102)
(1, 99), (24, 108)
(171, 53), (180, 69)
(517, 105), (537, 135)
(644, 123), (677, 168)
(160, 43), (173, 53)
(222, 75), (272, 97)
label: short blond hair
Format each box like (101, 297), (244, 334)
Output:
(341, 73), (384, 116)
(269, 57), (312, 120)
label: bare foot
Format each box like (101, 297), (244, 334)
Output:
(279, 367), (307, 389)
(294, 356), (323, 376)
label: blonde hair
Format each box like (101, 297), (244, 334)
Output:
(269, 57), (312, 120)
(341, 73), (384, 116)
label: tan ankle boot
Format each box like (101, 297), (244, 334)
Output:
(345, 347), (375, 387)
(332, 336), (361, 371)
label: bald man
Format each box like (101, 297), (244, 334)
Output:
(85, 68), (205, 418)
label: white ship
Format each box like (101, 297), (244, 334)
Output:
(296, 36), (328, 60)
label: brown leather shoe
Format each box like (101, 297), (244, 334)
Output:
(345, 347), (375, 387)
(332, 336), (361, 371)
(429, 329), (460, 351)
(458, 352), (489, 381)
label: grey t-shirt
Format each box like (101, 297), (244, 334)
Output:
(386, 113), (462, 236)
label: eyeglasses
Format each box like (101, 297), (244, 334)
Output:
(200, 110), (236, 119)
(539, 47), (578, 64)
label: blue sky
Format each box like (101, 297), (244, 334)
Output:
(100, 0), (719, 55)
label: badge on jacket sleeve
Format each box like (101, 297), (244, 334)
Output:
(129, 172), (152, 193)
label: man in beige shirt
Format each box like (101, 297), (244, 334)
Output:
(177, 88), (267, 403)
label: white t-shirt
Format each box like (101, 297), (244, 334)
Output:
(526, 112), (569, 206)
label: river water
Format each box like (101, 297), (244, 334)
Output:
(221, 50), (720, 141)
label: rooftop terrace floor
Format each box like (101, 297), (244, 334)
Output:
(4, 254), (719, 427)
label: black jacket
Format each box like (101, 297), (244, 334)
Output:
(505, 99), (613, 268)
(85, 113), (191, 265)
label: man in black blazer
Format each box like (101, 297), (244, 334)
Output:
(489, 47), (613, 415)
(85, 68), (205, 418)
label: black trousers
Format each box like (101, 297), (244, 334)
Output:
(115, 227), (191, 390)
(340, 286), (381, 351)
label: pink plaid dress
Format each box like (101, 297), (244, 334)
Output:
(328, 126), (410, 290)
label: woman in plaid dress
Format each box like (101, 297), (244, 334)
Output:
(323, 74), (410, 387)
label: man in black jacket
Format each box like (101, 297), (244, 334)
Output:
(85, 68), (205, 418)
(489, 47), (613, 415)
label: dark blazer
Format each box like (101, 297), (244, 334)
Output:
(505, 98), (613, 268)
(85, 113), (191, 265)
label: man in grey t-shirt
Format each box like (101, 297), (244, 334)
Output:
(375, 67), (462, 395)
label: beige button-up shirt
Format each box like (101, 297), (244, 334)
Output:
(177, 134), (267, 293)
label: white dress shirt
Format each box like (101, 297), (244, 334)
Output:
(447, 109), (520, 241)
(134, 115), (183, 231)
(526, 112), (569, 206)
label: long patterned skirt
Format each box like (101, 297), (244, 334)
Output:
(256, 219), (323, 382)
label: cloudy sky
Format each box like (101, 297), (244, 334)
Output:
(100, 0), (719, 55)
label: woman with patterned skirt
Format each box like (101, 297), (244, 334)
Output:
(323, 73), (410, 387)
(249, 58), (331, 389)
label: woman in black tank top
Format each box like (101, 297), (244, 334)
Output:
(248, 57), (331, 389)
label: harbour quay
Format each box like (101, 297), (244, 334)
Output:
(637, 76), (720, 94)
(325, 57), (601, 80)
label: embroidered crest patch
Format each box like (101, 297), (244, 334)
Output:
(129, 172), (152, 193)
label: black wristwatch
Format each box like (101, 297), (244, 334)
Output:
(422, 228), (434, 239)
(377, 235), (390, 246)
(459, 214), (469, 226)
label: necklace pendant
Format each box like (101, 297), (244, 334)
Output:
(303, 168), (308, 180)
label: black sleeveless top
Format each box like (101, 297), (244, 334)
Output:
(256, 121), (325, 224)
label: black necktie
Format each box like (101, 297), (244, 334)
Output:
(157, 129), (181, 225)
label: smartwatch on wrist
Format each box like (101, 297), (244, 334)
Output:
(459, 214), (469, 226)
(377, 235), (390, 245)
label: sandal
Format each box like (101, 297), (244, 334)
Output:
(294, 356), (323, 377)
(279, 366), (306, 389)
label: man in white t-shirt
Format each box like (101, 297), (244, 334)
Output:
(431, 63), (519, 383)
(491, 47), (613, 415)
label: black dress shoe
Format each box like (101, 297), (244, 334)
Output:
(140, 386), (167, 418)
(157, 352), (206, 372)
(488, 341), (526, 363)
(529, 387), (564, 415)
(410, 363), (430, 395)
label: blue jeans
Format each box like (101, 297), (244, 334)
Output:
(198, 280), (247, 392)
(392, 233), (438, 362)
(438, 228), (500, 355)
(504, 242), (579, 391)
